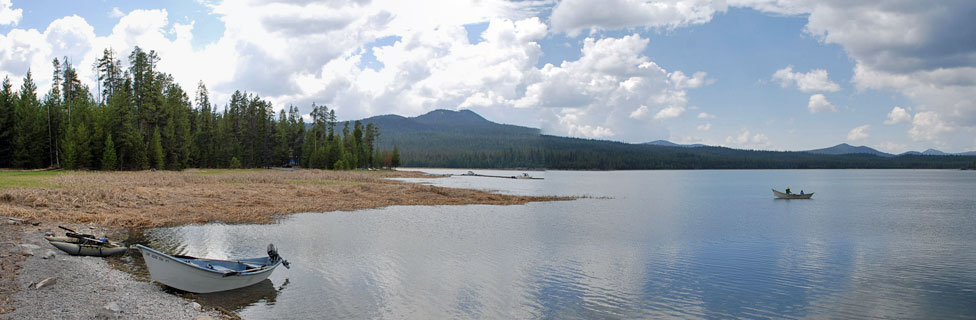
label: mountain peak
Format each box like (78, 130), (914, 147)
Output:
(805, 143), (893, 157)
(644, 140), (707, 148)
(414, 109), (489, 125)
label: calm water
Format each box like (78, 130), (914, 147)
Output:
(129, 169), (976, 319)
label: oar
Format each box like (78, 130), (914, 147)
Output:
(59, 226), (107, 245)
(222, 266), (265, 277)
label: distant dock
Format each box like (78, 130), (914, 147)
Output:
(455, 171), (544, 180)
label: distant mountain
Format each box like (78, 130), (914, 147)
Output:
(900, 149), (976, 156)
(804, 143), (893, 157)
(643, 140), (707, 148)
(350, 109), (976, 169)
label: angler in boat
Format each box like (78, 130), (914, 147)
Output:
(772, 188), (814, 199)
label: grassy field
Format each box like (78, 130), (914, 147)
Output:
(0, 170), (63, 189)
(0, 169), (569, 228)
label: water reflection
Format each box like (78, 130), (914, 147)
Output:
(196, 279), (288, 312)
(123, 170), (976, 319)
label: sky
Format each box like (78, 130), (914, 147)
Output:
(1, 0), (974, 153)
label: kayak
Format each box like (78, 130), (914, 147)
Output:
(772, 189), (814, 199)
(135, 244), (289, 293)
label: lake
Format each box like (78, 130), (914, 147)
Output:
(126, 169), (976, 319)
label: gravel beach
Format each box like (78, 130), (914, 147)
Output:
(1, 222), (222, 320)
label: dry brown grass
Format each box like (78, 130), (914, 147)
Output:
(0, 169), (571, 228)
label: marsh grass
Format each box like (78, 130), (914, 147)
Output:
(0, 169), (571, 228)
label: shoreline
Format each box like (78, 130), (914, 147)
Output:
(0, 169), (570, 228)
(0, 168), (572, 318)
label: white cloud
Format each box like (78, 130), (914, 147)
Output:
(697, 122), (711, 131)
(515, 33), (706, 140)
(725, 129), (770, 149)
(876, 141), (907, 154)
(847, 125), (870, 141)
(909, 111), (953, 142)
(0, 0), (21, 26)
(807, 94), (836, 114)
(109, 7), (125, 18)
(771, 65), (840, 92)
(670, 70), (708, 89)
(550, 0), (728, 36)
(727, 0), (810, 15)
(697, 112), (715, 119)
(798, 1), (976, 147)
(629, 105), (649, 119)
(884, 106), (911, 125)
(654, 105), (684, 119)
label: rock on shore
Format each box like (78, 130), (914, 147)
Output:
(4, 227), (221, 319)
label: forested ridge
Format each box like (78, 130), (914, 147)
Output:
(3, 47), (971, 172)
(360, 110), (976, 170)
(0, 47), (397, 171)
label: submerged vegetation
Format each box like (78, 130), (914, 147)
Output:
(0, 47), (398, 172)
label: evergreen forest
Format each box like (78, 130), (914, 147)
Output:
(0, 47), (396, 171)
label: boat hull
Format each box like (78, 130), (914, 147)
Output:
(47, 240), (128, 257)
(136, 245), (280, 293)
(772, 189), (814, 199)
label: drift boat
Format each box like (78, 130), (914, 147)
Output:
(136, 244), (290, 293)
(772, 189), (814, 199)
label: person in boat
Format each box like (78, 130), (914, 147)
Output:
(785, 187), (791, 194)
(800, 190), (804, 195)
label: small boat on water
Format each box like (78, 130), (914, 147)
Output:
(45, 226), (128, 257)
(772, 189), (814, 199)
(136, 244), (290, 293)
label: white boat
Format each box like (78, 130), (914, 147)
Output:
(772, 189), (814, 199)
(136, 244), (289, 293)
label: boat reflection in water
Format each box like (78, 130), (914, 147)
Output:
(114, 228), (289, 313)
(195, 278), (289, 312)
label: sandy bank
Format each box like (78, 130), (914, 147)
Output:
(1, 222), (222, 319)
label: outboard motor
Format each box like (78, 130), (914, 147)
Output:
(267, 243), (291, 269)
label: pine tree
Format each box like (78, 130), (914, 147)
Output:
(150, 127), (164, 170)
(0, 77), (14, 167)
(72, 123), (92, 169)
(13, 71), (41, 168)
(101, 134), (117, 170)
(391, 145), (401, 168)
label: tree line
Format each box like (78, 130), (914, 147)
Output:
(386, 134), (976, 170)
(0, 47), (399, 171)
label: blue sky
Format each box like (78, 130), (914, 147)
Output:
(1, 0), (973, 152)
